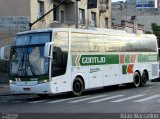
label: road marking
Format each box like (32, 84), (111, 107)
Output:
(0, 101), (8, 103)
(111, 94), (145, 102)
(88, 95), (124, 103)
(29, 99), (49, 104)
(149, 86), (153, 89)
(134, 94), (160, 102)
(47, 96), (88, 104)
(11, 101), (22, 103)
(68, 95), (106, 103)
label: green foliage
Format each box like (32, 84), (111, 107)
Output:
(151, 23), (160, 40)
(0, 60), (9, 73)
(151, 23), (160, 47)
(145, 31), (152, 34)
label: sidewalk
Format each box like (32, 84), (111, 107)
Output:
(0, 83), (11, 96)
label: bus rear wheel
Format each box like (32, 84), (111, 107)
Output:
(133, 72), (141, 88)
(72, 77), (84, 97)
(141, 71), (148, 86)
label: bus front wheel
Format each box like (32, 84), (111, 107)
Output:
(72, 77), (84, 97)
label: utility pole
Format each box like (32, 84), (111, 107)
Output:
(108, 0), (112, 28)
(75, 0), (79, 28)
(29, 0), (66, 30)
(131, 16), (137, 34)
(75, 0), (81, 28)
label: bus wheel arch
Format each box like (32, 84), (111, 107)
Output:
(72, 76), (85, 96)
(37, 94), (49, 98)
(133, 70), (141, 88)
(141, 69), (149, 86)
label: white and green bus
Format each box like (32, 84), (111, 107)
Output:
(0, 28), (159, 96)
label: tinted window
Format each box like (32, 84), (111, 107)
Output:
(119, 37), (133, 52)
(138, 37), (157, 52)
(104, 36), (120, 52)
(146, 38), (157, 52)
(54, 32), (68, 52)
(71, 33), (89, 52)
(15, 33), (51, 46)
(88, 34), (105, 52)
(52, 32), (68, 77)
(139, 38), (148, 52)
(131, 37), (141, 52)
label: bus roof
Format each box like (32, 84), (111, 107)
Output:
(17, 28), (156, 39)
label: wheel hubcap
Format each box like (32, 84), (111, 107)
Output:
(135, 75), (140, 86)
(74, 82), (81, 93)
(142, 74), (147, 83)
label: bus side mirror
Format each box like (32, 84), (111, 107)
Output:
(0, 45), (11, 60)
(44, 42), (54, 58)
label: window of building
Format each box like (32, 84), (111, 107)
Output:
(53, 5), (59, 21)
(91, 12), (96, 27)
(87, 0), (97, 9)
(60, 11), (64, 22)
(38, 1), (44, 18)
(105, 18), (108, 28)
(79, 9), (85, 25)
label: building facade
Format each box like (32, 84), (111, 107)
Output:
(158, 0), (160, 7)
(0, 0), (112, 47)
(112, 0), (160, 32)
(113, 20), (144, 34)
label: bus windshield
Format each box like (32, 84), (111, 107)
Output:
(10, 32), (51, 77)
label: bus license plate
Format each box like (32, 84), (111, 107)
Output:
(23, 88), (30, 91)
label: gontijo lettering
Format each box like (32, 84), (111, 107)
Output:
(82, 57), (106, 64)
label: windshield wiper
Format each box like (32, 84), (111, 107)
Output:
(15, 49), (36, 77)
(16, 35), (36, 77)
(26, 51), (36, 77)
(16, 53), (25, 77)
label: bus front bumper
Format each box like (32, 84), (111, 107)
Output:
(10, 82), (51, 94)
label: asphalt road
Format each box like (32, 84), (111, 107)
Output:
(0, 81), (160, 119)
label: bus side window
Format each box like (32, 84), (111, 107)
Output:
(52, 47), (68, 77)
(88, 34), (105, 52)
(51, 32), (68, 77)
(71, 33), (88, 52)
(104, 36), (120, 52)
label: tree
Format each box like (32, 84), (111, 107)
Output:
(151, 23), (160, 47)
(145, 31), (152, 34)
(151, 23), (160, 40)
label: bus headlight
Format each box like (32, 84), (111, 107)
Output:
(38, 79), (49, 84)
(9, 80), (15, 84)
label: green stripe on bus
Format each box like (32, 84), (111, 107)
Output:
(72, 54), (158, 66)
(137, 54), (142, 62)
(79, 55), (107, 66)
(106, 55), (119, 64)
(122, 65), (127, 74)
(125, 54), (130, 63)
(142, 54), (158, 62)
(72, 55), (77, 66)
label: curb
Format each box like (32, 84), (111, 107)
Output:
(0, 94), (12, 96)
(0, 83), (10, 96)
